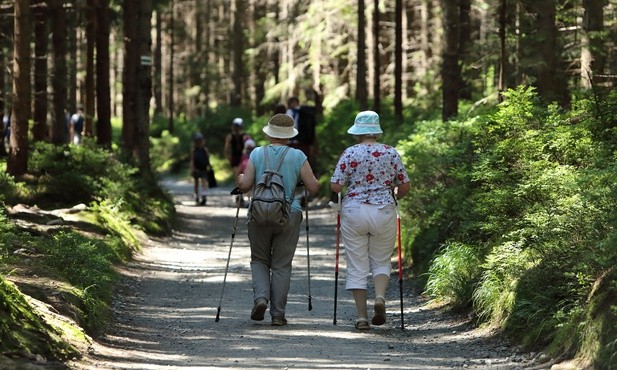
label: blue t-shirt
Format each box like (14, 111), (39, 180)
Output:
(250, 145), (307, 213)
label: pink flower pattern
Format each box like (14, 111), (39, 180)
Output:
(331, 143), (410, 205)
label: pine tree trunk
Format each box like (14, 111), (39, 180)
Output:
(50, 0), (68, 145)
(356, 0), (368, 111)
(96, 0), (112, 147)
(8, 0), (31, 177)
(394, 0), (403, 122)
(0, 47), (5, 157)
(122, 0), (138, 153)
(32, 0), (48, 142)
(153, 10), (163, 115)
(85, 0), (96, 137)
(372, 0), (380, 113)
(581, 0), (605, 88)
(135, 0), (153, 176)
(68, 7), (77, 114)
(442, 0), (460, 121)
(231, 0), (245, 106)
(498, 0), (506, 101)
(458, 0), (471, 100)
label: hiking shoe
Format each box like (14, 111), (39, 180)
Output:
(371, 297), (386, 326)
(200, 196), (207, 206)
(194, 197), (200, 205)
(250, 298), (268, 321)
(271, 317), (287, 326)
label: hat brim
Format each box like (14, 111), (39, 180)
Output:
(347, 127), (383, 135)
(263, 126), (298, 139)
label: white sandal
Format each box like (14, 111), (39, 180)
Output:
(355, 317), (370, 331)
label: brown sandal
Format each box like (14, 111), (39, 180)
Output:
(371, 297), (386, 326)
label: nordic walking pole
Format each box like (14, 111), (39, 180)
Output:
(215, 187), (243, 322)
(333, 192), (341, 325)
(395, 191), (405, 330)
(304, 188), (313, 311)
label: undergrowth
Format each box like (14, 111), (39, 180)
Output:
(406, 87), (617, 367)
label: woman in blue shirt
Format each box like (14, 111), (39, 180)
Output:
(237, 114), (320, 326)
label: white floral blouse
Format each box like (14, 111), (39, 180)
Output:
(331, 143), (410, 205)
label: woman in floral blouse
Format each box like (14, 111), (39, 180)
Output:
(330, 110), (410, 330)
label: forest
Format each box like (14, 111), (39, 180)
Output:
(1, 0), (616, 368)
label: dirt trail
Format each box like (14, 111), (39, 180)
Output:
(71, 178), (547, 370)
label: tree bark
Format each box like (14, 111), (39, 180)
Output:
(135, 0), (153, 176)
(153, 10), (163, 115)
(84, 0), (96, 137)
(96, 0), (112, 147)
(458, 0), (471, 100)
(168, 0), (175, 132)
(32, 0), (48, 142)
(442, 0), (460, 121)
(394, 0), (403, 123)
(122, 0), (138, 153)
(0, 43), (5, 157)
(356, 0), (368, 111)
(50, 0), (68, 145)
(372, 0), (380, 113)
(8, 0), (31, 177)
(581, 0), (605, 88)
(498, 0), (506, 101)
(231, 0), (245, 106)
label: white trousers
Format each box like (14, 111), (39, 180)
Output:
(340, 202), (397, 290)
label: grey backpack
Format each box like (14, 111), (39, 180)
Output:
(249, 146), (293, 226)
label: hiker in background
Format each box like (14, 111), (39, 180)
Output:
(286, 96), (318, 171)
(330, 110), (411, 331)
(273, 103), (287, 115)
(236, 113), (320, 326)
(224, 117), (251, 205)
(1, 113), (9, 154)
(240, 138), (256, 175)
(69, 106), (85, 145)
(190, 132), (211, 206)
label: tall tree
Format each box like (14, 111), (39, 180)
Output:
(135, 0), (153, 175)
(356, 0), (368, 111)
(95, 0), (112, 147)
(458, 0), (471, 100)
(581, 0), (605, 88)
(8, 0), (31, 176)
(153, 9), (163, 115)
(167, 0), (175, 132)
(50, 0), (68, 145)
(394, 0), (403, 122)
(32, 0), (48, 142)
(0, 40), (5, 156)
(372, 0), (380, 113)
(122, 0), (138, 152)
(231, 0), (245, 106)
(84, 0), (96, 137)
(498, 0), (507, 101)
(442, 0), (460, 121)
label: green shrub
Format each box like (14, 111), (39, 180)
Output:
(425, 242), (482, 307)
(41, 231), (120, 332)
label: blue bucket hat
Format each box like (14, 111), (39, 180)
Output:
(347, 110), (383, 135)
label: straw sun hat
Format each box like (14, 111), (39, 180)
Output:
(262, 113), (298, 139)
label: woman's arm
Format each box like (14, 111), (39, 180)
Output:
(237, 160), (255, 193)
(396, 181), (411, 198)
(300, 161), (320, 195)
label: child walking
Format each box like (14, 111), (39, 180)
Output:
(190, 132), (211, 206)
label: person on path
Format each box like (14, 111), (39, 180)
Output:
(69, 106), (85, 145)
(190, 132), (211, 206)
(330, 110), (411, 331)
(224, 117), (251, 205)
(237, 113), (320, 326)
(286, 96), (318, 171)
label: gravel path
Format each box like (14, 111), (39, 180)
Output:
(71, 178), (548, 370)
